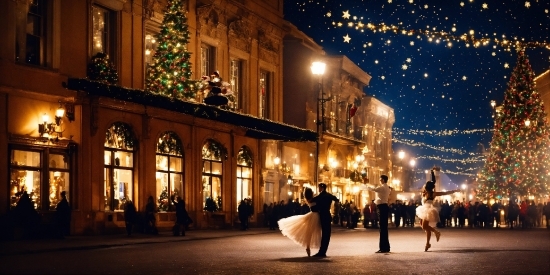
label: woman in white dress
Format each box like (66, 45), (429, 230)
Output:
(278, 187), (322, 256)
(416, 169), (459, 251)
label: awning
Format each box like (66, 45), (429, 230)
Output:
(63, 78), (317, 142)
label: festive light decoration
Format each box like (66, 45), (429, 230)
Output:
(145, 0), (196, 99)
(341, 21), (550, 52)
(393, 128), (492, 136)
(393, 138), (469, 155)
(87, 52), (118, 84)
(478, 49), (550, 199)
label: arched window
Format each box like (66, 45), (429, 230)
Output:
(236, 146), (253, 210)
(202, 139), (226, 212)
(156, 131), (184, 212)
(104, 122), (136, 211)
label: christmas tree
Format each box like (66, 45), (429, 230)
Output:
(478, 49), (550, 199)
(145, 0), (195, 99)
(87, 52), (118, 84)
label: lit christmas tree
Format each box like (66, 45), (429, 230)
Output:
(87, 52), (118, 84)
(145, 0), (195, 99)
(478, 49), (550, 199)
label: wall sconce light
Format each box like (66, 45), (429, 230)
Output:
(38, 102), (66, 141)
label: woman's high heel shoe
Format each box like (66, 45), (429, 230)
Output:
(306, 248), (311, 257)
(435, 231), (441, 242)
(424, 243), (431, 252)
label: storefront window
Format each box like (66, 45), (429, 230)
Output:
(10, 147), (72, 211)
(104, 122), (136, 211)
(156, 131), (184, 212)
(202, 139), (225, 211)
(236, 146), (253, 210)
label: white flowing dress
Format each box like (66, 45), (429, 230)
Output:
(277, 202), (322, 249)
(415, 198), (440, 223)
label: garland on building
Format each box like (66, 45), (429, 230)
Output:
(145, 0), (196, 99)
(87, 52), (118, 84)
(477, 49), (550, 199)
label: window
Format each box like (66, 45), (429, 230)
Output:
(144, 24), (159, 83)
(104, 122), (136, 212)
(92, 5), (116, 60)
(9, 146), (72, 211)
(201, 44), (215, 77)
(230, 59), (243, 111)
(15, 0), (53, 66)
(202, 139), (225, 211)
(259, 70), (271, 119)
(236, 146), (253, 210)
(156, 131), (184, 212)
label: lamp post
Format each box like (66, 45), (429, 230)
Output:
(311, 61), (326, 186)
(397, 150), (405, 190)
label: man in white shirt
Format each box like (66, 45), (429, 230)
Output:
(367, 175), (391, 253)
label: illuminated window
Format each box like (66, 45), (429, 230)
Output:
(236, 146), (253, 210)
(9, 146), (72, 211)
(201, 44), (215, 77)
(259, 70), (271, 119)
(202, 139), (225, 211)
(92, 5), (116, 61)
(104, 122), (135, 212)
(156, 131), (184, 212)
(230, 59), (243, 111)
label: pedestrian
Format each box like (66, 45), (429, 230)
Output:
(238, 200), (249, 230)
(124, 200), (136, 236)
(416, 168), (459, 251)
(310, 182), (339, 257)
(145, 195), (158, 234)
(55, 191), (71, 238)
(366, 175), (392, 253)
(172, 195), (189, 236)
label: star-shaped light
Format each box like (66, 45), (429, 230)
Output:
(462, 76), (467, 81)
(381, 76), (386, 80)
(409, 0), (414, 3)
(343, 34), (351, 43)
(460, 2), (465, 7)
(326, 12), (332, 17)
(504, 63), (509, 68)
(342, 10), (350, 19)
(424, 5), (428, 9)
(525, 1), (530, 8)
(482, 3), (488, 9)
(410, 41), (415, 46)
(402, 64), (408, 70)
(406, 58), (412, 63)
(388, 0), (392, 3)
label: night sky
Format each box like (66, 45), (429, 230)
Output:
(284, 0), (550, 188)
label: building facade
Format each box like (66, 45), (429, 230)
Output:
(0, 0), (320, 235)
(282, 23), (395, 210)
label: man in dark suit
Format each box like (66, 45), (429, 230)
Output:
(367, 175), (391, 253)
(312, 183), (339, 257)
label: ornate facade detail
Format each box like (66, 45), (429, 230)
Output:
(228, 19), (252, 53)
(197, 5), (222, 39)
(143, 0), (162, 19)
(258, 31), (279, 53)
(259, 48), (278, 65)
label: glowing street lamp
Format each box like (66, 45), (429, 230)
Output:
(311, 61), (326, 186)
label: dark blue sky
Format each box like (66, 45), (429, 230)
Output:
(284, 0), (550, 187)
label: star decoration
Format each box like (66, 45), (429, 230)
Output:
(402, 64), (408, 70)
(460, 2), (465, 7)
(326, 12), (332, 17)
(406, 58), (412, 63)
(462, 76), (467, 81)
(388, 0), (392, 3)
(525, 1), (530, 8)
(504, 63), (510, 68)
(342, 10), (350, 19)
(410, 41), (415, 46)
(482, 3), (488, 9)
(381, 76), (385, 80)
(343, 34), (351, 43)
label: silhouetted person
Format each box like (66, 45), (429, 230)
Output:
(124, 200), (136, 236)
(172, 196), (189, 236)
(145, 195), (158, 234)
(238, 200), (249, 230)
(367, 175), (392, 253)
(55, 191), (71, 238)
(311, 182), (339, 257)
(12, 191), (40, 239)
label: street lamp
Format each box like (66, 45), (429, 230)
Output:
(311, 61), (326, 186)
(409, 158), (416, 191)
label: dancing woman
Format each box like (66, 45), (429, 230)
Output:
(278, 187), (322, 256)
(416, 169), (459, 251)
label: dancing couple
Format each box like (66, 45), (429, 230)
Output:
(278, 183), (338, 257)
